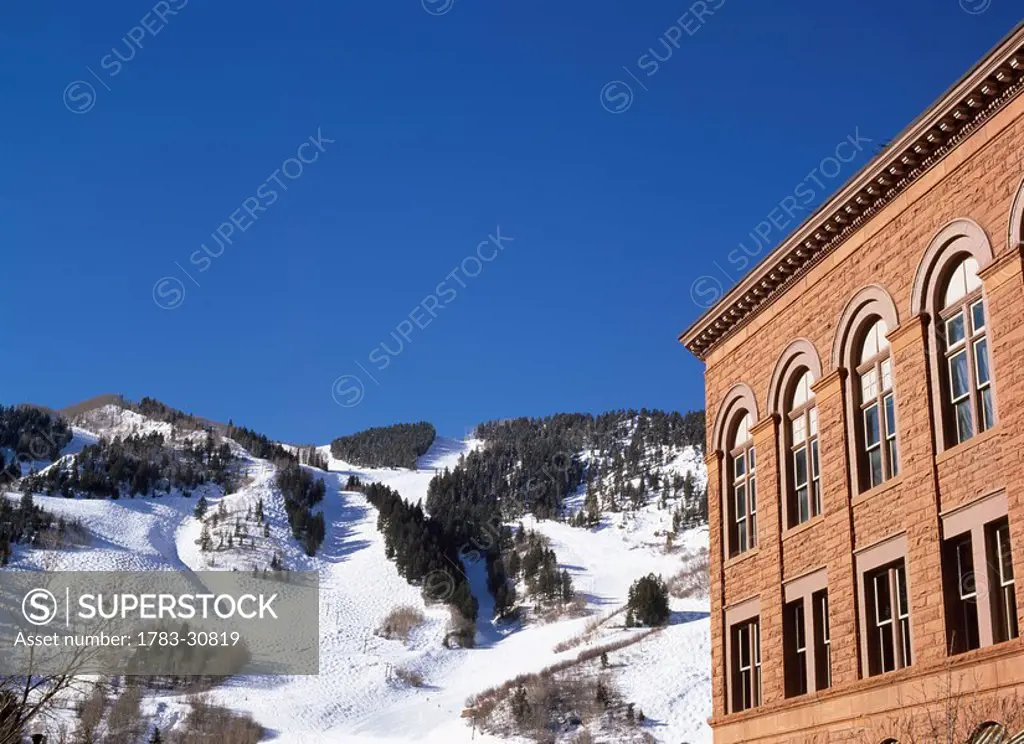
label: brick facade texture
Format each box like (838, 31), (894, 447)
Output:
(697, 78), (1024, 742)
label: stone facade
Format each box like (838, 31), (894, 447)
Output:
(681, 25), (1024, 744)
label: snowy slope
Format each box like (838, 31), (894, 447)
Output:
(6, 411), (711, 744)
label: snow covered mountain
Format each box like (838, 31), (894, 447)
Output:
(2, 400), (711, 744)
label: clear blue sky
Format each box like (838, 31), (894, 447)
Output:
(1, 0), (1019, 443)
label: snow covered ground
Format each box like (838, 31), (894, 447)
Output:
(5, 411), (712, 744)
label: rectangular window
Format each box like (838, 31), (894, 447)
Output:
(884, 393), (898, 477)
(974, 336), (994, 433)
(731, 619), (761, 712)
(731, 448), (757, 556)
(943, 534), (980, 654)
(793, 448), (809, 524)
(784, 600), (807, 698)
(734, 482), (747, 554)
(861, 368), (879, 399)
(971, 299), (985, 333)
(810, 439), (821, 517)
(866, 561), (911, 676)
(988, 519), (1019, 644)
(813, 590), (831, 690)
(949, 349), (973, 444)
(748, 451), (757, 549)
(946, 312), (966, 346)
(864, 403), (883, 488)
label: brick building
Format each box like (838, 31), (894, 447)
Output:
(680, 24), (1024, 744)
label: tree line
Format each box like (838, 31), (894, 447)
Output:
(0, 404), (74, 481)
(22, 432), (234, 499)
(345, 475), (478, 626)
(275, 464), (327, 556)
(330, 422), (436, 469)
(226, 422), (298, 467)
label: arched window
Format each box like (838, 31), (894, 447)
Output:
(770, 339), (823, 529)
(729, 413), (757, 555)
(969, 721), (1007, 744)
(787, 370), (820, 525)
(939, 257), (994, 444)
(857, 319), (899, 489)
(911, 219), (996, 452)
(833, 285), (901, 495)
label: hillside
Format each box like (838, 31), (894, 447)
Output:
(1, 399), (711, 744)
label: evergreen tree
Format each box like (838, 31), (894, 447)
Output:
(626, 574), (670, 627)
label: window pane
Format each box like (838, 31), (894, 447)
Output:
(998, 523), (1014, 581)
(881, 358), (892, 392)
(896, 566), (909, 617)
(971, 300), (985, 333)
(864, 404), (881, 446)
(797, 486), (809, 524)
(879, 627), (895, 673)
(736, 520), (747, 554)
(1005, 586), (1019, 640)
(794, 603), (805, 649)
(981, 388), (995, 433)
(792, 416), (806, 444)
(794, 448), (808, 487)
(735, 485), (746, 518)
(869, 448), (883, 488)
(949, 350), (970, 399)
(956, 399), (974, 443)
(974, 338), (990, 386)
(749, 448), (756, 471)
(956, 539), (975, 600)
(875, 574), (892, 622)
(811, 440), (820, 478)
(900, 618), (913, 666)
(734, 454), (745, 478)
(861, 369), (878, 400)
(946, 312), (966, 347)
(749, 477), (757, 514)
(884, 395), (897, 437)
(809, 407), (818, 436)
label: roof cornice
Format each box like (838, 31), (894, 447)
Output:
(680, 23), (1024, 362)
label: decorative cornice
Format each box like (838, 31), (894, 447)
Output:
(681, 23), (1024, 362)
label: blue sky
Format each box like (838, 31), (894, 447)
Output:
(1, 0), (1019, 443)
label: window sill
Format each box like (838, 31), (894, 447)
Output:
(782, 514), (824, 541)
(724, 548), (759, 570)
(935, 424), (1001, 465)
(712, 640), (1024, 728)
(851, 475), (903, 507)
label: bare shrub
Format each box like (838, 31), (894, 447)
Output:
(377, 605), (425, 642)
(73, 681), (108, 744)
(104, 684), (145, 743)
(35, 518), (90, 549)
(467, 627), (663, 741)
(668, 547), (710, 600)
(393, 666), (426, 687)
(444, 607), (476, 649)
(539, 594), (589, 624)
(169, 694), (264, 744)
(553, 607), (627, 654)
